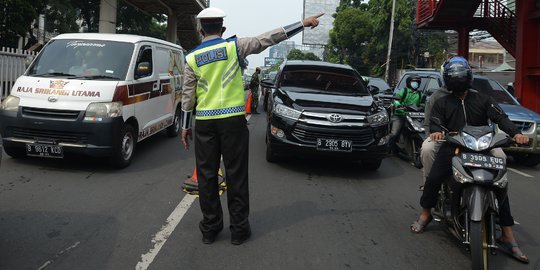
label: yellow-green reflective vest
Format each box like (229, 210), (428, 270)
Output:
(185, 37), (245, 120)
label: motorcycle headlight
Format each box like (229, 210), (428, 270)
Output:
(274, 104), (301, 120)
(84, 102), (122, 121)
(453, 167), (474, 183)
(0, 95), (20, 111)
(367, 110), (389, 126)
(463, 132), (493, 151)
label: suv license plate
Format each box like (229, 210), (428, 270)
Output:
(316, 138), (352, 152)
(461, 152), (505, 170)
(26, 143), (63, 158)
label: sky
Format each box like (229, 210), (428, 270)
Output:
(210, 0), (307, 69)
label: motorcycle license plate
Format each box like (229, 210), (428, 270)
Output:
(26, 143), (64, 158)
(460, 152), (505, 170)
(316, 138), (352, 152)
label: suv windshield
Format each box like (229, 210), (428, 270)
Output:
(27, 39), (134, 80)
(472, 77), (518, 105)
(280, 66), (368, 95)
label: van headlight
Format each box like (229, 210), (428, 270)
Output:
(274, 104), (301, 120)
(0, 96), (20, 111)
(367, 110), (389, 126)
(84, 102), (122, 121)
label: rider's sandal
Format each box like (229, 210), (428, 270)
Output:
(496, 238), (529, 264)
(410, 215), (433, 234)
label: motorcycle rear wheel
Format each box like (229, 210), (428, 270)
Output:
(470, 221), (493, 270)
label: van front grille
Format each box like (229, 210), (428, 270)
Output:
(22, 107), (81, 121)
(11, 127), (88, 144)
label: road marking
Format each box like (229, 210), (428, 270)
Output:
(136, 194), (197, 270)
(508, 168), (533, 178)
(246, 114), (252, 121)
(38, 241), (81, 270)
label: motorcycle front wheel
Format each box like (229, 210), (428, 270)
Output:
(469, 220), (493, 270)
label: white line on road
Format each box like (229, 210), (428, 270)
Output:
(136, 194), (197, 270)
(38, 241), (81, 270)
(508, 168), (534, 178)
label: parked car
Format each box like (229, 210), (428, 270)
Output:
(396, 70), (540, 166)
(262, 60), (391, 170)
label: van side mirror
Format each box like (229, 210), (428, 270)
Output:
(135, 62), (152, 79)
(367, 85), (380, 95)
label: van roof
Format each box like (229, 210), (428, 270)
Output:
(52, 33), (183, 50)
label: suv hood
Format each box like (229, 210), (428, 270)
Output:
(279, 87), (375, 113)
(500, 104), (540, 123)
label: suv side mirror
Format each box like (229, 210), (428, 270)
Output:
(367, 85), (380, 95)
(260, 78), (275, 88)
(135, 62), (152, 79)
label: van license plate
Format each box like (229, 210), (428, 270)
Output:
(316, 138), (352, 152)
(26, 144), (63, 158)
(461, 152), (505, 170)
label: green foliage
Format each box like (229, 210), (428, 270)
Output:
(287, 49), (321, 61)
(117, 3), (167, 39)
(328, 0), (448, 77)
(0, 0), (46, 47)
(45, 0), (80, 34)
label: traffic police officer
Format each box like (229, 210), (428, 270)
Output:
(181, 7), (323, 245)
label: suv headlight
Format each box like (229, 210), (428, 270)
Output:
(274, 104), (301, 120)
(463, 132), (492, 151)
(0, 95), (20, 111)
(84, 102), (122, 121)
(367, 110), (388, 126)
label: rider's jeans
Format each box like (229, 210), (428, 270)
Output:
(420, 142), (514, 226)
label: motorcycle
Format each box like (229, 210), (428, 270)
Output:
(431, 122), (514, 270)
(394, 105), (426, 168)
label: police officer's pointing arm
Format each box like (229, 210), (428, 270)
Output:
(236, 13), (324, 59)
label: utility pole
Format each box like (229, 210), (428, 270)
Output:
(384, 0), (397, 83)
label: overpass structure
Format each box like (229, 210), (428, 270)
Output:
(98, 0), (209, 50)
(416, 0), (540, 113)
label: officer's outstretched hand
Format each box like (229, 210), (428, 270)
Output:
(303, 13), (324, 29)
(182, 129), (193, 150)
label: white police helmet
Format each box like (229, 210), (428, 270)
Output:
(196, 7), (227, 19)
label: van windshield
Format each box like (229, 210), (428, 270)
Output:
(27, 39), (134, 80)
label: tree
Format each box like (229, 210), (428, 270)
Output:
(0, 0), (46, 48)
(287, 48), (321, 61)
(45, 0), (79, 34)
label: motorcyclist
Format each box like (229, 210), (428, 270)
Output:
(411, 56), (529, 264)
(389, 75), (423, 154)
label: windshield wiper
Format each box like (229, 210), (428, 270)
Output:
(33, 72), (76, 77)
(70, 75), (121, 80)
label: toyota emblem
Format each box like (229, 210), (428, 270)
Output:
(328, 113), (343, 123)
(48, 96), (58, 103)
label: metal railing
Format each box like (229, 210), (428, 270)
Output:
(475, 0), (517, 55)
(0, 47), (36, 100)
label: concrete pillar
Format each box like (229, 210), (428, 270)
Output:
(99, 0), (117, 33)
(167, 12), (178, 44)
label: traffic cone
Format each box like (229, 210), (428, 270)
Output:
(245, 92), (252, 114)
(182, 166), (227, 195)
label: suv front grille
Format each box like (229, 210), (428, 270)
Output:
(22, 107), (81, 121)
(292, 123), (374, 146)
(511, 121), (535, 133)
(11, 127), (88, 144)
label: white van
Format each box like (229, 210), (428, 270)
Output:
(0, 33), (185, 168)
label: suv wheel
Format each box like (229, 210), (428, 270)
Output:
(265, 130), (278, 163)
(514, 153), (540, 167)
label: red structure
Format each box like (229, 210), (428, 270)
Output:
(417, 0), (540, 113)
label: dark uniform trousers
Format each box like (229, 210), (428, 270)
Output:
(194, 115), (250, 235)
(420, 143), (515, 226)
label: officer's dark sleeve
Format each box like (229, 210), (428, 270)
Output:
(429, 97), (445, 134)
(486, 96), (521, 137)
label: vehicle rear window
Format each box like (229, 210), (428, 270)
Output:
(279, 66), (368, 95)
(472, 78), (517, 105)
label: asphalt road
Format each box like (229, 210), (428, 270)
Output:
(0, 113), (539, 270)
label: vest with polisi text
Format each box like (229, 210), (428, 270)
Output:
(185, 37), (245, 120)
